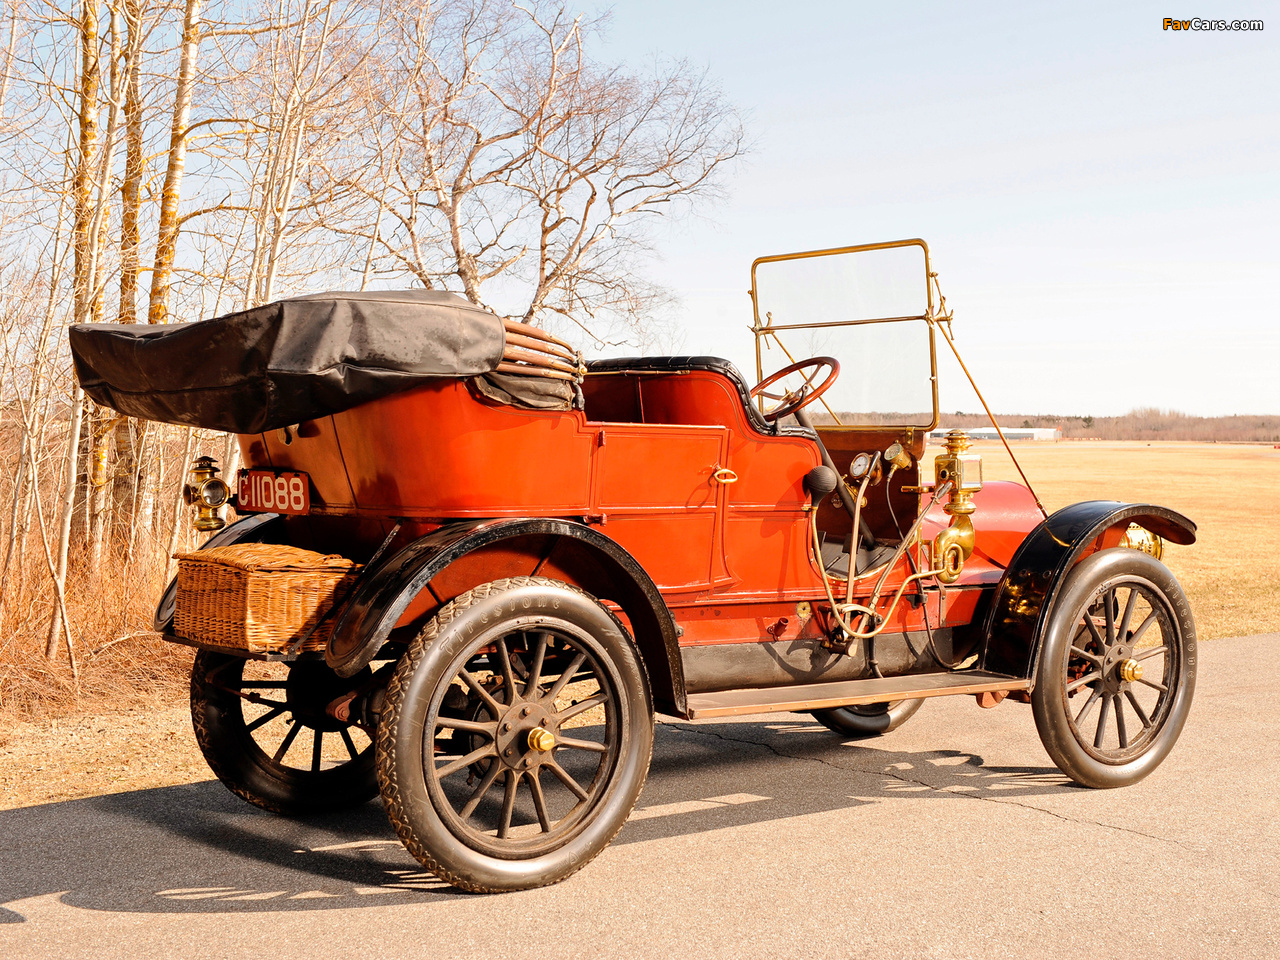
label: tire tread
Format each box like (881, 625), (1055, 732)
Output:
(376, 576), (651, 894)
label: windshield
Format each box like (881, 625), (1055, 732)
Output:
(750, 240), (938, 428)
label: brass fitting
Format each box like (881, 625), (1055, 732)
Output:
(934, 514), (976, 584)
(183, 456), (230, 532)
(527, 727), (556, 753)
(1119, 658), (1144, 683)
(933, 430), (983, 583)
(1119, 523), (1164, 560)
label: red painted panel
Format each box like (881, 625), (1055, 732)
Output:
(244, 416), (356, 510)
(920, 480), (1043, 577)
(225, 364), (1046, 645)
(595, 426), (724, 510)
(604, 513), (719, 592)
(333, 381), (595, 515)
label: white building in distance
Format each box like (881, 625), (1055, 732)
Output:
(929, 426), (1061, 442)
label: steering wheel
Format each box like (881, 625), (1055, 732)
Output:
(749, 357), (840, 422)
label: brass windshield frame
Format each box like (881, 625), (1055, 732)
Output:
(749, 238), (940, 432)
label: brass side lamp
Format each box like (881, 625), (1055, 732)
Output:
(183, 456), (231, 532)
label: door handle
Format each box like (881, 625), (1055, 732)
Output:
(711, 467), (738, 484)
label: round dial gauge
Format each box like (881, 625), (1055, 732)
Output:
(849, 452), (873, 480)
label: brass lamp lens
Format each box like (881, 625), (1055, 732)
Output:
(198, 478), (230, 508)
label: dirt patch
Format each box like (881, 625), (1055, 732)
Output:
(0, 703), (212, 811)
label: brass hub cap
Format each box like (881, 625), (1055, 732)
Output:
(527, 727), (556, 752)
(1100, 643), (1139, 694)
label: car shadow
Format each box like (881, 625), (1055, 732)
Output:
(0, 715), (1072, 918)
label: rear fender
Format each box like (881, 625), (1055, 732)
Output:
(326, 518), (685, 715)
(153, 512), (287, 631)
(981, 501), (1196, 683)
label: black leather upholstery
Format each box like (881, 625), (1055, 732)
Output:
(585, 356), (815, 438)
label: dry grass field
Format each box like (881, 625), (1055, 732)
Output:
(944, 440), (1280, 641)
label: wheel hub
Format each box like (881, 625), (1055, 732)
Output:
(1119, 658), (1143, 683)
(286, 663), (362, 732)
(494, 700), (557, 770)
(1099, 643), (1137, 694)
(527, 727), (557, 752)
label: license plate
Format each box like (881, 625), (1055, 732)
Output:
(237, 470), (311, 515)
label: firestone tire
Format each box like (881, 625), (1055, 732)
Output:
(191, 651), (379, 816)
(1032, 549), (1196, 789)
(810, 699), (925, 738)
(377, 577), (654, 893)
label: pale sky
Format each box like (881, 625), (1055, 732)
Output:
(590, 1), (1278, 417)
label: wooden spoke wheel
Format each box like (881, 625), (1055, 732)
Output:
(190, 652), (378, 815)
(377, 577), (653, 893)
(810, 698), (925, 738)
(1032, 549), (1196, 788)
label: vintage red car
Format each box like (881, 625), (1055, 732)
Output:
(71, 238), (1197, 893)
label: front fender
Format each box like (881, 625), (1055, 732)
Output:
(981, 501), (1196, 682)
(325, 518), (685, 713)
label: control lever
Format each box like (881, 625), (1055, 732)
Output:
(793, 405), (876, 548)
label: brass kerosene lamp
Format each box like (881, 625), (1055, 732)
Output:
(183, 456), (231, 532)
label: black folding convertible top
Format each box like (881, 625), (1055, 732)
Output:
(70, 291), (517, 434)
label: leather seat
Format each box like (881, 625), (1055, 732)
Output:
(585, 356), (815, 439)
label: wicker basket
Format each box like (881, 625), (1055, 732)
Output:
(173, 543), (360, 654)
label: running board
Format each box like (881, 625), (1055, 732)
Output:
(684, 671), (1029, 719)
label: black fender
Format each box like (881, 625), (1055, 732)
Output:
(325, 518), (686, 714)
(981, 501), (1196, 683)
(153, 513), (288, 631)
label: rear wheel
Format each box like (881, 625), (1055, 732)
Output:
(377, 577), (653, 893)
(810, 699), (924, 738)
(191, 652), (378, 815)
(1032, 549), (1196, 788)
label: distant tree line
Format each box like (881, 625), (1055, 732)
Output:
(936, 410), (1280, 443)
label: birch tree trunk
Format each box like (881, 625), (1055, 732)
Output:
(117, 0), (145, 324)
(71, 0), (100, 327)
(46, 387), (86, 659)
(146, 0), (202, 324)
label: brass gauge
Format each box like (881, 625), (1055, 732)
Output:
(849, 452), (874, 480)
(883, 442), (912, 472)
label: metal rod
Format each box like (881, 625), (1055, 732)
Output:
(933, 314), (1047, 519)
(495, 362), (577, 382)
(501, 319), (575, 352)
(756, 314), (929, 333)
(503, 330), (577, 361)
(501, 345), (579, 375)
(845, 454), (880, 608)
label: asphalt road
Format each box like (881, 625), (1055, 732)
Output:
(2, 634), (1277, 960)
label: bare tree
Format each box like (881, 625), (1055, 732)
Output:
(0, 0), (744, 692)
(330, 0), (742, 340)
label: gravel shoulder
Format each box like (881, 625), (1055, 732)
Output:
(0, 703), (209, 810)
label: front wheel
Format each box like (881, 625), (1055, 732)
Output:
(810, 699), (924, 738)
(1032, 549), (1196, 788)
(377, 577), (654, 893)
